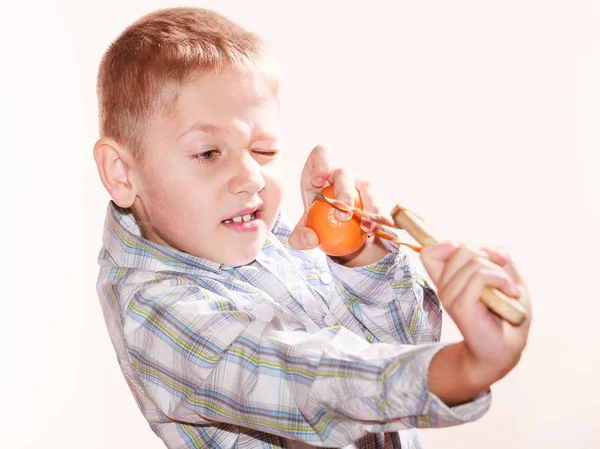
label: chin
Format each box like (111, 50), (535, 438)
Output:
(226, 240), (266, 267)
(227, 255), (257, 268)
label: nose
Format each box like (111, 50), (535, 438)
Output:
(228, 151), (266, 195)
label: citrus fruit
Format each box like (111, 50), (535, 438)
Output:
(305, 184), (367, 257)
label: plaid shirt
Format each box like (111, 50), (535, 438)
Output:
(96, 201), (490, 449)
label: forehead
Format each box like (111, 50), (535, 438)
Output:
(169, 67), (280, 131)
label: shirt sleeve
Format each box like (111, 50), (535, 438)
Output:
(272, 209), (444, 344)
(321, 235), (493, 427)
(121, 277), (491, 448)
(326, 237), (444, 345)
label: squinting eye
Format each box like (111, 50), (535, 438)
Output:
(193, 149), (220, 162)
(253, 149), (279, 156)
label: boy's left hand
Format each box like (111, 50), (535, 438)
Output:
(422, 242), (532, 404)
(288, 144), (389, 265)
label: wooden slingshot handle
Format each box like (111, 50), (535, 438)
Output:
(391, 205), (527, 326)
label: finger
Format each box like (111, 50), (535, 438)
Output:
(419, 240), (461, 284)
(480, 247), (531, 314)
(355, 175), (380, 214)
(330, 168), (357, 222)
(358, 216), (377, 234)
(480, 247), (524, 286)
(299, 144), (334, 212)
(308, 144), (334, 187)
(355, 175), (378, 233)
(355, 175), (394, 233)
(438, 244), (492, 288)
(288, 215), (320, 250)
(451, 267), (524, 322)
(439, 259), (520, 313)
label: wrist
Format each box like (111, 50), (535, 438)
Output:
(333, 236), (389, 267)
(458, 343), (496, 396)
(428, 342), (492, 407)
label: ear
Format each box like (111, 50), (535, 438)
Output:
(93, 137), (139, 208)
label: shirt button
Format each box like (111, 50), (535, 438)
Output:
(324, 313), (337, 326)
(219, 264), (233, 271)
(253, 303), (274, 323)
(319, 272), (332, 285)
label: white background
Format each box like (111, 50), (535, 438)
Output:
(1, 1), (599, 448)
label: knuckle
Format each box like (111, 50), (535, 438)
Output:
(332, 167), (346, 178)
(466, 257), (481, 269)
(498, 248), (512, 263)
(465, 244), (483, 257)
(492, 266), (510, 281)
(358, 176), (374, 190)
(500, 269), (512, 281)
(457, 244), (475, 259)
(464, 256), (481, 273)
(472, 269), (487, 283)
(476, 255), (496, 270)
(490, 246), (511, 264)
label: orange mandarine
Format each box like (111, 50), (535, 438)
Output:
(305, 184), (367, 257)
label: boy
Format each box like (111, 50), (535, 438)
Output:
(94, 7), (531, 449)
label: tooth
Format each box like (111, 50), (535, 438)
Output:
(242, 214), (252, 222)
(232, 216), (243, 223)
(223, 220), (232, 224)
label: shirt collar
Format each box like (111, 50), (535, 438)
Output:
(101, 200), (284, 274)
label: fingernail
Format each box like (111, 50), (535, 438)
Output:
(303, 231), (318, 248)
(360, 218), (375, 233)
(511, 284), (520, 297)
(313, 177), (325, 187)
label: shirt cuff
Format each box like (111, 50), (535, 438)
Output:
(383, 343), (492, 427)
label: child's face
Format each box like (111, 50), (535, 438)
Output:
(132, 67), (283, 267)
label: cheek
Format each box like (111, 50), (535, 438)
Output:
(263, 162), (284, 198)
(152, 178), (224, 229)
(143, 176), (189, 224)
(143, 184), (171, 226)
(264, 173), (284, 204)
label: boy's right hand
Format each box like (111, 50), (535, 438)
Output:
(420, 241), (532, 405)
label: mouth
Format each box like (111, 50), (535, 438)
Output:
(222, 211), (259, 224)
(221, 204), (264, 224)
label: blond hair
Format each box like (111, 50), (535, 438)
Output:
(97, 7), (275, 160)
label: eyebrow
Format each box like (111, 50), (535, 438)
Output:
(177, 122), (221, 140)
(177, 122), (278, 143)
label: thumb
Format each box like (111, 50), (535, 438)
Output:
(288, 213), (320, 250)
